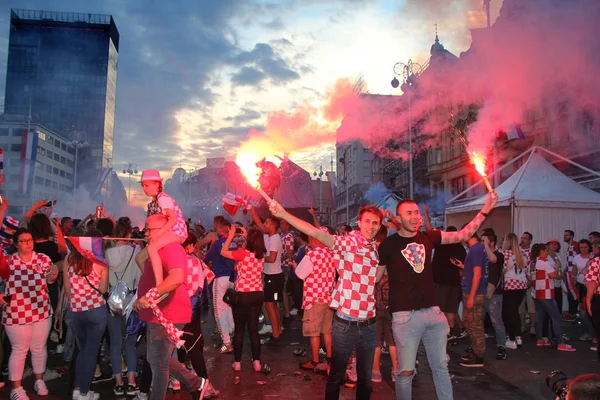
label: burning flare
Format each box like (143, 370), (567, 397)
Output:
(235, 138), (274, 203)
(469, 151), (493, 193)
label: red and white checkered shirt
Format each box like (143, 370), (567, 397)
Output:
(521, 247), (532, 273)
(233, 249), (264, 292)
(2, 252), (53, 326)
(281, 232), (295, 269)
(330, 231), (379, 319)
(585, 257), (600, 295)
(147, 192), (188, 239)
(302, 247), (336, 310)
(186, 256), (206, 297)
(69, 264), (106, 312)
(566, 243), (579, 272)
(503, 250), (528, 291)
(534, 258), (554, 300)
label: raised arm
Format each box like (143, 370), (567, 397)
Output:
(220, 227), (237, 259)
(441, 191), (498, 245)
(270, 201), (334, 248)
(422, 205), (433, 231)
(248, 207), (267, 233)
(308, 207), (321, 228)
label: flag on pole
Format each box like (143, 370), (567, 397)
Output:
(19, 130), (38, 194)
(222, 192), (247, 216)
(66, 236), (107, 267)
(506, 124), (525, 140)
(92, 167), (112, 199)
(0, 216), (19, 246)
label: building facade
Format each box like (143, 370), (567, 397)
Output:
(3, 9), (119, 192)
(0, 116), (75, 216)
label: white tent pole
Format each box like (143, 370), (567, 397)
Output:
(537, 147), (600, 178)
(445, 146), (536, 205)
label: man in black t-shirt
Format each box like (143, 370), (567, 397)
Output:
(377, 192), (497, 400)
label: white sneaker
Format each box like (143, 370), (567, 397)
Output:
(50, 331), (59, 343)
(258, 324), (272, 335)
(505, 339), (517, 349)
(34, 379), (49, 396)
(56, 344), (64, 354)
(133, 393), (148, 400)
(168, 377), (181, 391)
(515, 336), (523, 346)
(72, 389), (80, 400)
(232, 361), (241, 371)
(253, 360), (262, 372)
(78, 391), (100, 400)
(10, 387), (30, 400)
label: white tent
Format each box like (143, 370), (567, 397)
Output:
(445, 147), (600, 243)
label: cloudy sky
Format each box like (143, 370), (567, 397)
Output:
(0, 0), (501, 203)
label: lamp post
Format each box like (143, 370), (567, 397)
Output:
(391, 59), (423, 200)
(68, 130), (88, 200)
(313, 165), (324, 224)
(122, 162), (138, 205)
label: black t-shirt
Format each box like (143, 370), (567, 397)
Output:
(34, 240), (62, 263)
(488, 250), (505, 295)
(379, 230), (442, 312)
(432, 243), (467, 286)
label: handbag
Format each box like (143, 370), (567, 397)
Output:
(223, 288), (238, 306)
(107, 248), (137, 317)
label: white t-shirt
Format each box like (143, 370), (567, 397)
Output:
(263, 233), (282, 275)
(573, 254), (592, 285)
(106, 244), (142, 290)
(548, 255), (562, 288)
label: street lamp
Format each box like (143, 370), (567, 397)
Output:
(392, 59), (423, 200)
(313, 166), (324, 224)
(122, 162), (138, 205)
(68, 130), (88, 199)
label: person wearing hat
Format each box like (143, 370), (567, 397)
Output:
(138, 170), (188, 286)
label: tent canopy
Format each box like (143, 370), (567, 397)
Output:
(446, 152), (600, 215)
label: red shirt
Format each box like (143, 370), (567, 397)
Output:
(138, 243), (191, 324)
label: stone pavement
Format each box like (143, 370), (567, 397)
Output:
(0, 309), (597, 399)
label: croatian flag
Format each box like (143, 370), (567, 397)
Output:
(92, 168), (112, 199)
(506, 124), (525, 140)
(66, 236), (108, 268)
(222, 192), (246, 216)
(19, 130), (38, 194)
(0, 216), (20, 246)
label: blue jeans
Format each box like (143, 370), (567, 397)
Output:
(392, 306), (452, 400)
(325, 317), (377, 400)
(71, 306), (109, 394)
(534, 299), (564, 344)
(483, 294), (507, 347)
(147, 323), (204, 400)
(107, 314), (138, 376)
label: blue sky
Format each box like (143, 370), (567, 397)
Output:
(0, 0), (500, 204)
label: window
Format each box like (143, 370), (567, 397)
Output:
(55, 139), (61, 148)
(47, 150), (53, 159)
(66, 173), (73, 180)
(61, 143), (67, 151)
(53, 167), (59, 176)
(60, 156), (66, 165)
(35, 176), (44, 185)
(35, 161), (44, 170)
(37, 132), (46, 141)
(0, 129), (9, 136)
(44, 179), (52, 187)
(52, 181), (58, 189)
(10, 144), (21, 152)
(47, 137), (54, 145)
(66, 160), (73, 167)
(60, 170), (65, 177)
(54, 154), (59, 161)
(37, 147), (46, 156)
(46, 165), (52, 173)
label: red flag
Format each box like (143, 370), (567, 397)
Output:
(66, 237), (108, 268)
(222, 192), (245, 217)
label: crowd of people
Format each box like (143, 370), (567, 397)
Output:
(0, 169), (598, 400)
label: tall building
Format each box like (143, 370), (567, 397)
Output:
(3, 9), (119, 192)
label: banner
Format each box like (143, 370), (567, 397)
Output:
(19, 130), (38, 194)
(92, 167), (112, 199)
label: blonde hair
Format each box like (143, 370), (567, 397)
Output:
(502, 232), (525, 270)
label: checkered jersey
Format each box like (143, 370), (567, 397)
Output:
(503, 250), (528, 291)
(69, 264), (106, 312)
(534, 259), (554, 300)
(234, 250), (264, 292)
(281, 232), (295, 269)
(2, 252), (53, 326)
(302, 247), (336, 310)
(147, 192), (188, 239)
(585, 257), (600, 295)
(330, 231), (379, 319)
(186, 256), (206, 297)
(522, 247), (532, 273)
(566, 244), (579, 272)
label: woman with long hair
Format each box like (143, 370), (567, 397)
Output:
(220, 226), (266, 372)
(585, 240), (600, 360)
(502, 233), (528, 349)
(0, 228), (58, 400)
(105, 221), (142, 396)
(531, 243), (575, 351)
(64, 232), (109, 400)
(573, 239), (596, 341)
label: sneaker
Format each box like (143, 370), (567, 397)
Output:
(258, 324), (273, 335)
(293, 348), (307, 357)
(300, 360), (318, 370)
(315, 362), (329, 374)
(203, 383), (220, 399)
(34, 379), (49, 396)
(192, 377), (209, 400)
(10, 387), (29, 400)
(133, 394), (148, 400)
(126, 384), (140, 396)
(219, 343), (233, 354)
(72, 389), (80, 400)
(169, 377), (181, 391)
(456, 328), (468, 339)
(591, 345), (598, 351)
(496, 346), (507, 360)
(56, 344), (64, 354)
(447, 332), (457, 341)
(50, 331), (59, 343)
(557, 344), (576, 352)
(253, 360), (262, 372)
(515, 336), (523, 346)
(113, 385), (125, 396)
(91, 373), (112, 383)
(290, 308), (298, 316)
(78, 391), (100, 400)
(505, 339), (517, 350)
(562, 334), (571, 341)
(579, 334), (593, 341)
(536, 338), (551, 347)
(460, 354), (484, 367)
(371, 370), (382, 383)
(232, 362), (241, 371)
(484, 333), (494, 339)
(461, 347), (474, 361)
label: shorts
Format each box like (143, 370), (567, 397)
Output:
(302, 302), (334, 337)
(519, 287), (535, 314)
(263, 273), (285, 303)
(434, 283), (461, 314)
(375, 310), (395, 347)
